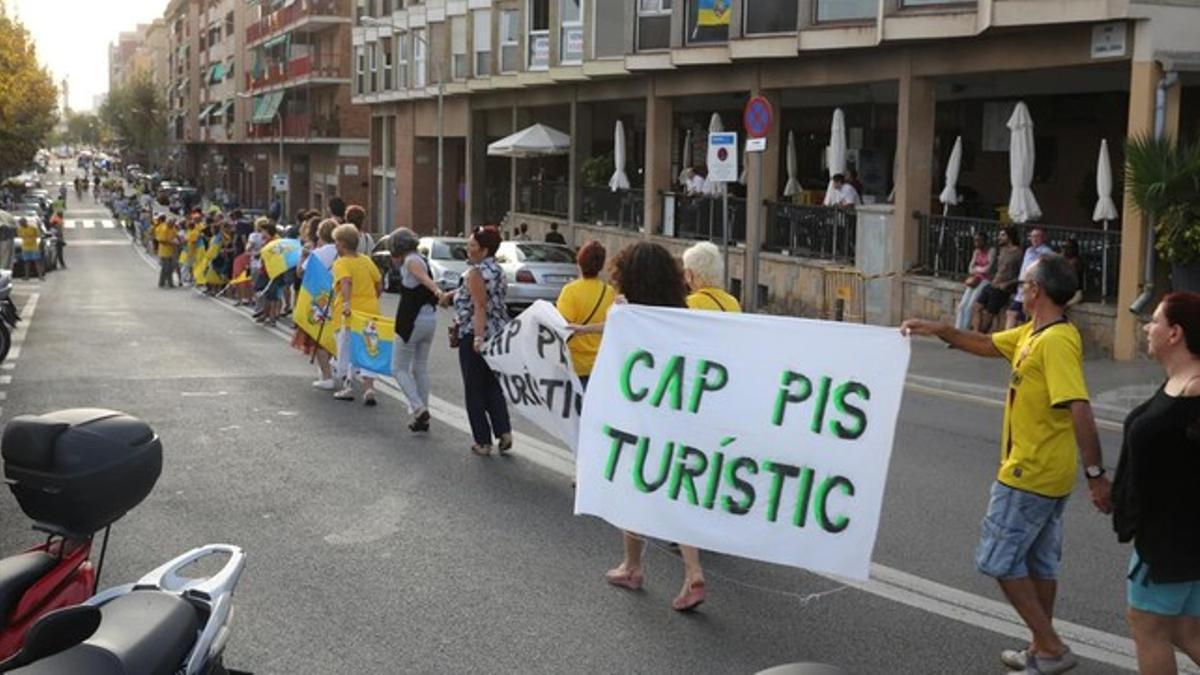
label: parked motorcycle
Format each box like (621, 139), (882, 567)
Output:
(0, 271), (20, 364)
(0, 409), (161, 662)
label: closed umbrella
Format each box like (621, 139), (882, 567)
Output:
(823, 108), (847, 206)
(678, 129), (693, 187)
(702, 113), (726, 198)
(608, 120), (630, 192)
(939, 136), (963, 213)
(783, 131), (801, 197)
(1006, 102), (1041, 223)
(1093, 139), (1119, 297)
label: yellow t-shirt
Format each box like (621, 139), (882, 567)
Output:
(991, 321), (1089, 498)
(556, 277), (615, 377)
(687, 287), (742, 313)
(332, 254), (382, 329)
(17, 225), (39, 252)
(154, 222), (178, 258)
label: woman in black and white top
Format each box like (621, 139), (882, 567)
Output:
(389, 228), (444, 433)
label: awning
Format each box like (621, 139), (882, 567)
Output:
(262, 33), (290, 51)
(486, 123), (570, 158)
(252, 91), (284, 124)
(208, 63), (225, 84)
(222, 99), (235, 119)
(198, 103), (219, 123)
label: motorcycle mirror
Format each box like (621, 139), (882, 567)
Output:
(0, 605), (100, 672)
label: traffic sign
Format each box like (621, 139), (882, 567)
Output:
(744, 96), (773, 139)
(707, 132), (738, 183)
(272, 172), (289, 192)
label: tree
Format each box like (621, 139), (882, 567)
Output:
(0, 1), (59, 177)
(64, 111), (101, 148)
(100, 73), (167, 170)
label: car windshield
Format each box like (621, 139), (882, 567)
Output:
(430, 241), (469, 261)
(517, 244), (575, 264)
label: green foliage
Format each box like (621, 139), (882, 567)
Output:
(64, 111), (101, 147)
(0, 3), (59, 177)
(580, 153), (615, 188)
(1125, 133), (1200, 265)
(100, 73), (168, 169)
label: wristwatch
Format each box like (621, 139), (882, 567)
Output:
(1084, 465), (1106, 479)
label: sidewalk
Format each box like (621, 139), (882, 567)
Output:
(907, 336), (1160, 424)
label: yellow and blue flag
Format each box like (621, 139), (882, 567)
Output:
(349, 310), (395, 377)
(261, 238), (302, 280)
(294, 254), (337, 355)
(697, 0), (730, 26)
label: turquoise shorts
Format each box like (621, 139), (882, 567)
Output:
(1128, 550), (1200, 617)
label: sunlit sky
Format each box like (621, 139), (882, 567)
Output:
(9, 0), (167, 112)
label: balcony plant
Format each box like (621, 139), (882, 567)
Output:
(1124, 133), (1200, 291)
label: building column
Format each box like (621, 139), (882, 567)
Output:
(1114, 59), (1181, 360)
(567, 92), (579, 224)
(643, 78), (672, 238)
(510, 105), (519, 215)
(885, 54), (936, 324)
(743, 86), (782, 311)
(396, 104), (417, 230)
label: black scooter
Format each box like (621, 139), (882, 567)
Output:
(0, 270), (20, 364)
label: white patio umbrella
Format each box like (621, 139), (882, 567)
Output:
(678, 128), (693, 187)
(823, 108), (847, 206)
(939, 136), (963, 214)
(1093, 138), (1119, 297)
(486, 123), (570, 158)
(608, 120), (630, 192)
(702, 113), (726, 197)
(783, 131), (801, 197)
(1006, 102), (1041, 223)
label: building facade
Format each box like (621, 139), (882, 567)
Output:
(352, 0), (1200, 359)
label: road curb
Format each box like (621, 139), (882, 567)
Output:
(905, 374), (1131, 426)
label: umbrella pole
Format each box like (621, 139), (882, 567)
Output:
(1102, 219), (1109, 299)
(935, 203), (949, 274)
(722, 190), (730, 291)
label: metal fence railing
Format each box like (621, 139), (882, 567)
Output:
(763, 202), (856, 264)
(579, 186), (643, 232)
(917, 214), (1121, 301)
(516, 180), (569, 218)
(664, 192), (746, 243)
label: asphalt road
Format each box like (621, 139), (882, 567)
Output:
(0, 175), (1159, 674)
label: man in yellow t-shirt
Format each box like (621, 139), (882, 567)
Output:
(154, 216), (179, 288)
(556, 241), (614, 388)
(682, 241), (741, 312)
(901, 254), (1109, 674)
(15, 218), (44, 280)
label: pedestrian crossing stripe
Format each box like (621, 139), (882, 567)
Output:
(68, 220), (115, 229)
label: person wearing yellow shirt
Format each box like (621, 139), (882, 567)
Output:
(330, 223), (382, 405)
(555, 241), (614, 389)
(901, 254), (1110, 675)
(15, 217), (44, 281)
(181, 221), (202, 286)
(682, 241), (741, 313)
(154, 216), (180, 288)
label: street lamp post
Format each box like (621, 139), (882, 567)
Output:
(362, 16), (445, 236)
(237, 92), (285, 219)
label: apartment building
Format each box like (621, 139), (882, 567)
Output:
(155, 0), (368, 214)
(352, 0), (1200, 360)
(108, 27), (148, 93)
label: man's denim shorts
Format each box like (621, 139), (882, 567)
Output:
(975, 481), (1068, 580)
(1127, 550), (1200, 617)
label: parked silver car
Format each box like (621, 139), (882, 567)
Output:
(418, 237), (471, 292)
(495, 241), (578, 310)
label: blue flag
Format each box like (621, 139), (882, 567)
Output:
(349, 311), (395, 377)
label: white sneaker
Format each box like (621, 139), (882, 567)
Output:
(312, 378), (335, 391)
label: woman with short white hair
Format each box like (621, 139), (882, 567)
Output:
(682, 241), (741, 313)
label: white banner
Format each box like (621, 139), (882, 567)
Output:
(574, 306), (910, 580)
(483, 301), (584, 449)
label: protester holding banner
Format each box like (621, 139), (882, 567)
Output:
(682, 241), (741, 313)
(1111, 292), (1200, 674)
(900, 254), (1110, 674)
(389, 228), (444, 432)
(442, 225), (512, 456)
(598, 241), (708, 612)
(292, 219), (340, 389)
(331, 223), (383, 405)
(555, 241), (613, 390)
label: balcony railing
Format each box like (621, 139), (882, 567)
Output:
(246, 53), (344, 91)
(246, 113), (342, 140)
(517, 180), (569, 217)
(917, 214), (1121, 301)
(579, 187), (643, 232)
(247, 0), (345, 44)
(664, 192), (746, 244)
(765, 202), (856, 264)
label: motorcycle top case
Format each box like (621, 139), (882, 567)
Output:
(1, 408), (162, 535)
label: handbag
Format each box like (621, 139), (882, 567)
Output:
(448, 322), (461, 349)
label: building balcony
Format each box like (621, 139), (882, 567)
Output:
(245, 113), (356, 144)
(245, 53), (348, 94)
(246, 0), (349, 47)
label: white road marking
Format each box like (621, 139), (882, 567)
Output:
(99, 219), (115, 229)
(0, 391), (7, 401)
(81, 220), (95, 229)
(0, 376), (11, 385)
(1, 363), (14, 370)
(130, 240), (1187, 673)
(905, 383), (1124, 433)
